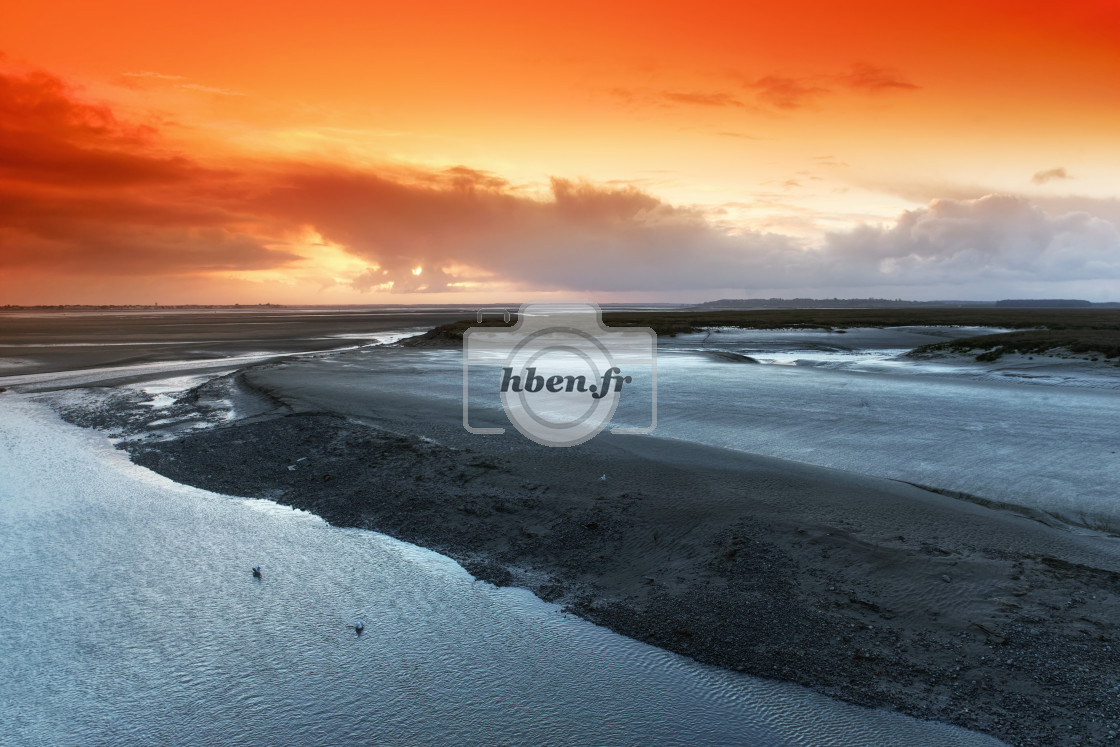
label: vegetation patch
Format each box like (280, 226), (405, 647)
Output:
(908, 329), (1120, 362)
(404, 308), (1120, 347)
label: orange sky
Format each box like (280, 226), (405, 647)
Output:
(2, 0), (1120, 303)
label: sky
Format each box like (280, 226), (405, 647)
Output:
(2, 0), (1120, 304)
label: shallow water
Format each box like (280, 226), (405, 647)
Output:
(355, 328), (1120, 526)
(650, 354), (1120, 525)
(0, 397), (998, 746)
(661, 327), (1120, 387)
(662, 327), (1004, 370)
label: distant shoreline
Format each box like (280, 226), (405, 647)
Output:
(4, 297), (1119, 312)
(406, 307), (1120, 363)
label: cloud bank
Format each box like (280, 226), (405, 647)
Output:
(822, 195), (1120, 289)
(1, 64), (1118, 301)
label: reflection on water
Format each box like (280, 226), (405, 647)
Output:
(0, 398), (997, 746)
(367, 332), (1120, 527)
(662, 327), (999, 372)
(648, 354), (1120, 526)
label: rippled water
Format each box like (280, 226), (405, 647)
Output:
(650, 353), (1120, 524)
(391, 329), (1120, 527)
(0, 397), (998, 746)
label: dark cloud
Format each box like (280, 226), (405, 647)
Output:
(440, 166), (510, 191)
(0, 67), (296, 275)
(250, 167), (802, 292)
(0, 223), (292, 275)
(1032, 167), (1072, 185)
(0, 68), (203, 188)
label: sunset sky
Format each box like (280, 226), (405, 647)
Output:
(2, 0), (1120, 304)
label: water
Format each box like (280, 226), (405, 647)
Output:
(660, 327), (1120, 387)
(0, 397), (997, 746)
(650, 353), (1120, 526)
(661, 327), (1007, 371)
(386, 330), (1120, 527)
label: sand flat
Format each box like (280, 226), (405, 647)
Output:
(91, 357), (1120, 746)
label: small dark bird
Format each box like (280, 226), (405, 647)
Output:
(355, 620), (365, 635)
(252, 566), (262, 579)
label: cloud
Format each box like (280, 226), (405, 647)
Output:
(860, 178), (1120, 228)
(2, 62), (1116, 302)
(750, 75), (828, 109)
(741, 63), (918, 109)
(261, 179), (1120, 296)
(661, 90), (744, 107)
(835, 63), (919, 92)
(0, 67), (294, 275)
(613, 68), (912, 114)
(820, 194), (1120, 288)
(438, 165), (510, 191)
(2, 64), (797, 291)
(1032, 167), (1072, 184)
(0, 68), (201, 188)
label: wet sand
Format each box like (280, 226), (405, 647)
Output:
(37, 350), (1119, 746)
(9, 310), (1120, 745)
(0, 308), (469, 376)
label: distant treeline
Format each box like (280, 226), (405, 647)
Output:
(696, 298), (1120, 309)
(993, 299), (1116, 308)
(409, 306), (1120, 346)
(694, 298), (987, 309)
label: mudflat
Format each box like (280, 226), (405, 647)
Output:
(0, 308), (469, 376)
(54, 349), (1119, 747)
